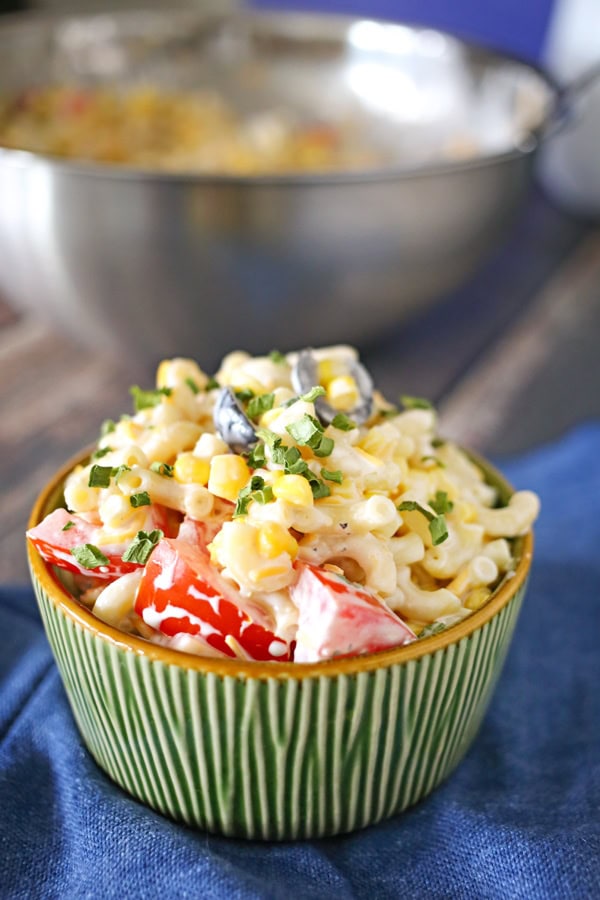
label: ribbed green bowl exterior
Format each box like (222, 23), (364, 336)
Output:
(31, 573), (526, 839)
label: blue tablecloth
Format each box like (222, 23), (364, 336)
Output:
(1, 424), (599, 899)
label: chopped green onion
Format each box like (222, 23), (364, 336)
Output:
(110, 465), (131, 484)
(62, 521), (75, 531)
(205, 376), (220, 391)
(247, 392), (275, 419)
(150, 461), (174, 477)
(397, 500), (449, 546)
(253, 428), (333, 492)
(246, 442), (266, 469)
(313, 435), (334, 458)
(400, 395), (434, 410)
(70, 544), (109, 569)
(130, 385), (172, 412)
(300, 385), (326, 403)
(421, 455), (445, 468)
(130, 491), (151, 508)
(235, 388), (255, 403)
(122, 529), (164, 565)
(88, 465), (113, 489)
(306, 474), (331, 500)
(269, 350), (286, 364)
(330, 413), (356, 431)
(185, 377), (200, 395)
(92, 446), (112, 460)
(431, 437), (446, 448)
(286, 414), (322, 446)
(286, 414), (334, 457)
(253, 485), (274, 505)
(430, 490), (454, 515)
(233, 475), (274, 518)
(429, 515), (449, 546)
(100, 419), (116, 437)
(378, 407), (400, 419)
(321, 468), (343, 483)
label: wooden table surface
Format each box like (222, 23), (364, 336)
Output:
(3, 187), (600, 582)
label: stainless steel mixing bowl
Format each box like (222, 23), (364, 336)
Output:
(0, 8), (555, 367)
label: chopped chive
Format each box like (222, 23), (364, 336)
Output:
(130, 385), (172, 412)
(286, 414), (322, 445)
(121, 529), (164, 565)
(70, 544), (109, 569)
(92, 446), (112, 460)
(110, 464), (131, 483)
(307, 475), (331, 500)
(150, 461), (174, 477)
(313, 435), (334, 458)
(421, 455), (445, 468)
(235, 388), (255, 403)
(130, 491), (151, 508)
(205, 376), (220, 391)
(269, 350), (286, 364)
(246, 442), (266, 469)
(286, 414), (334, 456)
(247, 392), (274, 419)
(321, 468), (343, 483)
(62, 520), (75, 531)
(429, 515), (449, 545)
(400, 395), (434, 410)
(397, 500), (449, 546)
(430, 490), (454, 515)
(100, 419), (116, 437)
(300, 385), (326, 403)
(185, 376), (200, 394)
(88, 465), (113, 489)
(233, 475), (274, 518)
(330, 413), (356, 431)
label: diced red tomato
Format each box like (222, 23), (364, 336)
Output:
(27, 506), (172, 580)
(290, 564), (416, 662)
(134, 538), (291, 662)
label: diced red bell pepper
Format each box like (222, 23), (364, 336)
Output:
(134, 537), (291, 662)
(290, 564), (416, 662)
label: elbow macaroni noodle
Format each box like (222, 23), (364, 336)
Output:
(43, 347), (540, 655)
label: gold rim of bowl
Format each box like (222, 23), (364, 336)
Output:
(28, 446), (534, 680)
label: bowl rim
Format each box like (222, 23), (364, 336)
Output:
(28, 444), (533, 680)
(0, 7), (556, 186)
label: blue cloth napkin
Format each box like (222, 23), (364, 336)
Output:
(1, 424), (599, 900)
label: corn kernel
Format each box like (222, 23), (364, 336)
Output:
(257, 522), (298, 560)
(208, 454), (251, 502)
(465, 587), (492, 611)
(317, 359), (337, 386)
(173, 452), (210, 485)
(272, 474), (314, 507)
(260, 408), (281, 428)
(326, 375), (359, 410)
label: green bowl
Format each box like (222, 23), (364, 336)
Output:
(27, 449), (533, 840)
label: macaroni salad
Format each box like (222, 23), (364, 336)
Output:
(27, 346), (540, 662)
(0, 85), (375, 174)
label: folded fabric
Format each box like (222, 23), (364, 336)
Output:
(1, 424), (599, 899)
